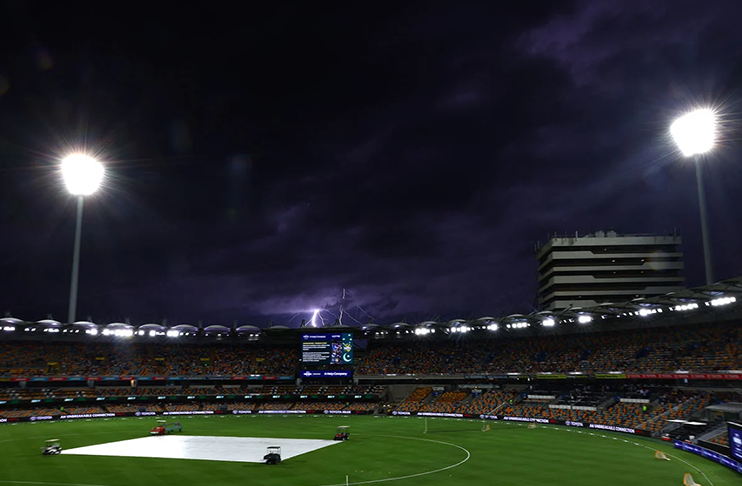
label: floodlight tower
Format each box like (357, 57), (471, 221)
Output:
(61, 154), (104, 324)
(670, 109), (716, 285)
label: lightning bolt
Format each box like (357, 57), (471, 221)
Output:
(311, 309), (327, 327)
(356, 305), (375, 321)
(336, 288), (345, 326)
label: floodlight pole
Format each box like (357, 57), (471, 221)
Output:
(67, 196), (84, 325)
(694, 159), (714, 285)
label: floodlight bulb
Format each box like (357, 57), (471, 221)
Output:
(61, 154), (104, 195)
(670, 109), (715, 157)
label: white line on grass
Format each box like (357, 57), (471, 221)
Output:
(539, 425), (715, 486)
(317, 435), (471, 486)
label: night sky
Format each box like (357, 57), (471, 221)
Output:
(0, 1), (741, 327)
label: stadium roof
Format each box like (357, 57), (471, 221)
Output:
(0, 276), (740, 338)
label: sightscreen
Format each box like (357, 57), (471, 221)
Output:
(301, 333), (353, 365)
(729, 422), (742, 462)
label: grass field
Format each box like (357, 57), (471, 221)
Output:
(0, 414), (738, 486)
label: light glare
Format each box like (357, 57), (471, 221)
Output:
(670, 109), (715, 157)
(61, 154), (105, 195)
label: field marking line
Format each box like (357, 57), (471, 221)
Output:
(540, 425), (715, 486)
(317, 434), (470, 486)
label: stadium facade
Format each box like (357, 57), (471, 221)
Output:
(536, 231), (685, 310)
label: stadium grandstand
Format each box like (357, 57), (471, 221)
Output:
(1, 277), (742, 461)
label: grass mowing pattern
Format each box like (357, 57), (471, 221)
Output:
(0, 415), (738, 486)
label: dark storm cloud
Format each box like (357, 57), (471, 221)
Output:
(0, 1), (740, 326)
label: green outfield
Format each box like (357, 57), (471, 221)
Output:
(0, 415), (738, 486)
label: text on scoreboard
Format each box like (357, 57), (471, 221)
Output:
(301, 333), (353, 364)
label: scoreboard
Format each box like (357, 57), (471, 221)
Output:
(301, 333), (353, 365)
(729, 422), (742, 463)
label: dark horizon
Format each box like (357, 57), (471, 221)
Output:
(1, 1), (741, 327)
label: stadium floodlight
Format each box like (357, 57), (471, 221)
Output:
(670, 109), (715, 285)
(61, 154), (104, 196)
(2, 326), (15, 332)
(507, 322), (529, 329)
(670, 109), (715, 157)
(673, 303), (699, 312)
(542, 318), (555, 327)
(103, 328), (133, 338)
(166, 330), (180, 338)
(710, 296), (736, 307)
(60, 154), (105, 326)
(577, 315), (592, 324)
(487, 323), (498, 331)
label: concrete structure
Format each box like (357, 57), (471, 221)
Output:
(536, 231), (685, 310)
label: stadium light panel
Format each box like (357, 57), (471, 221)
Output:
(61, 154), (105, 196)
(710, 296), (736, 306)
(577, 315), (592, 324)
(86, 328), (98, 335)
(670, 109), (715, 157)
(2, 326), (14, 332)
(487, 323), (498, 331)
(673, 303), (699, 312)
(507, 322), (529, 329)
(542, 318), (555, 327)
(108, 329), (133, 338)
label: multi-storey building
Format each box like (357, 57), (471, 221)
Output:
(536, 231), (685, 310)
